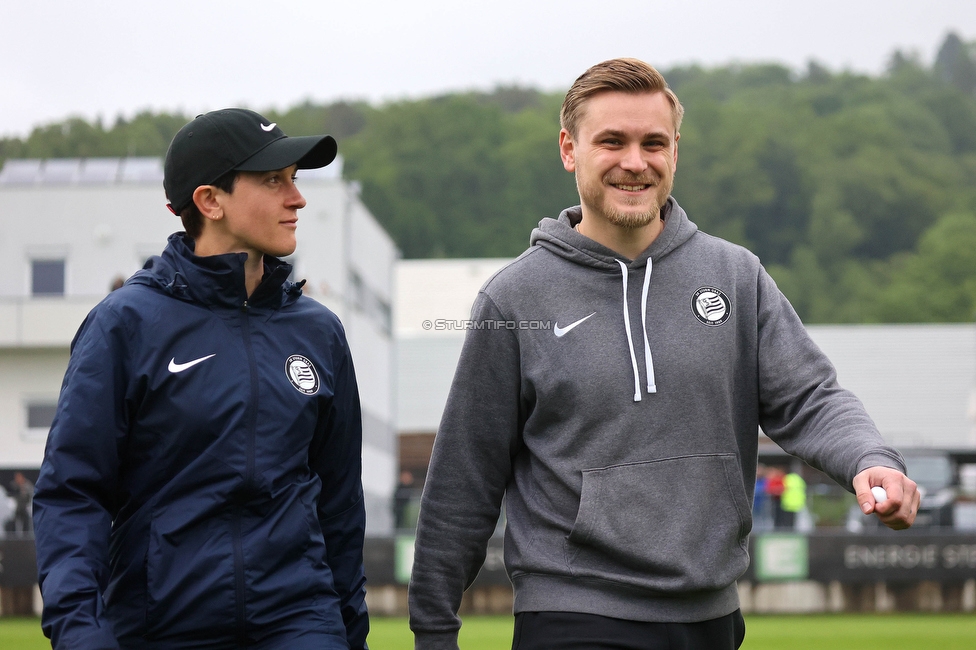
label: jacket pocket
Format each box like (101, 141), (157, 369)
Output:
(566, 453), (751, 592)
(145, 508), (236, 637)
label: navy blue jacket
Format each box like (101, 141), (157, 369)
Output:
(34, 233), (369, 649)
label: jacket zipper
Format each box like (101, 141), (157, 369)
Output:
(233, 299), (260, 643)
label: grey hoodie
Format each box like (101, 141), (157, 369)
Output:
(409, 199), (904, 649)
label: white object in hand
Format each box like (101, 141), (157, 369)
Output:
(871, 486), (888, 503)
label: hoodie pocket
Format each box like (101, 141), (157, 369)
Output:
(566, 453), (751, 592)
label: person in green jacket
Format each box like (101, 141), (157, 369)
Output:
(778, 472), (807, 529)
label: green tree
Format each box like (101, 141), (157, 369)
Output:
(934, 32), (976, 96)
(341, 95), (510, 258)
(874, 212), (976, 322)
(341, 90), (575, 258)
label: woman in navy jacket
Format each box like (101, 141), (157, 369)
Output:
(34, 109), (369, 649)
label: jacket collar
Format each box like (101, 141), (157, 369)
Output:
(140, 232), (298, 310)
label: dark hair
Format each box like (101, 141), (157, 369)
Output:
(179, 169), (239, 239)
(560, 58), (684, 138)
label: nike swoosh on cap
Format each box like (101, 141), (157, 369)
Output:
(553, 312), (596, 338)
(260, 122), (277, 132)
(168, 354), (216, 373)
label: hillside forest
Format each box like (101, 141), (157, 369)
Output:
(2, 34), (976, 324)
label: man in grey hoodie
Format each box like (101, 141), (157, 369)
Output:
(409, 58), (920, 650)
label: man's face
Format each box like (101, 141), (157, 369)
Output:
(214, 165), (306, 258)
(559, 91), (678, 229)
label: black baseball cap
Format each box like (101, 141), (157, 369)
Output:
(163, 108), (337, 214)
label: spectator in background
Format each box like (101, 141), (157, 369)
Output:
(753, 465), (772, 531)
(9, 471), (34, 535)
(394, 469), (418, 530)
(0, 481), (15, 538)
(779, 471), (808, 530)
(766, 467), (786, 529)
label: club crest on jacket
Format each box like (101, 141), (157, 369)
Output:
(285, 354), (320, 394)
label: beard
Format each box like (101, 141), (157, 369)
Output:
(604, 203), (658, 229)
(578, 170), (673, 230)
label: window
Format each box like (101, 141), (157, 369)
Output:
(32, 259), (65, 295)
(348, 270), (392, 334)
(27, 404), (58, 429)
(23, 402), (58, 442)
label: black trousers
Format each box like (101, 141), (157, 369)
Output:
(512, 610), (745, 650)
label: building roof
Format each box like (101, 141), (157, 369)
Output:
(0, 156), (344, 186)
(0, 157), (164, 185)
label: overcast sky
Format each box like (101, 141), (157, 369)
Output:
(3, 0), (974, 138)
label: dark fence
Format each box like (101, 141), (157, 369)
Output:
(745, 531), (976, 583)
(0, 538), (36, 588)
(365, 532), (976, 588)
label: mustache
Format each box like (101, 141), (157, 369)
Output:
(603, 173), (659, 185)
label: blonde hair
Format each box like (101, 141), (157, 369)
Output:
(560, 58), (684, 138)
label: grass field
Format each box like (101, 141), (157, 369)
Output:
(2, 613), (974, 648)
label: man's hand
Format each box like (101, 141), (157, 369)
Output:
(853, 467), (919, 530)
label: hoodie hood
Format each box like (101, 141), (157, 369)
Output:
(127, 232), (302, 310)
(527, 197), (699, 401)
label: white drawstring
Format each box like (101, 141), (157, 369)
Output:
(641, 259), (656, 393)
(616, 260), (643, 402)
(616, 259), (656, 401)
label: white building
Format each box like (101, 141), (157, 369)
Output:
(0, 156), (399, 534)
(395, 258), (976, 479)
